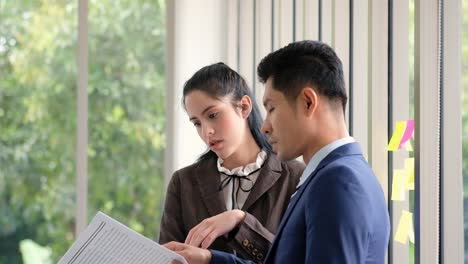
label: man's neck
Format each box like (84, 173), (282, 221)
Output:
(302, 130), (350, 164)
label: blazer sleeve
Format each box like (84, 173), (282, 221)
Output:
(159, 171), (186, 244)
(210, 250), (257, 264)
(226, 212), (274, 262)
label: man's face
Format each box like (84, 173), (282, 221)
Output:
(262, 78), (305, 161)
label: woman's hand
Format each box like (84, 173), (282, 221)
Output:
(185, 209), (246, 249)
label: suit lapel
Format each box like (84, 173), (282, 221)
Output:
(264, 143), (363, 262)
(268, 165), (320, 247)
(263, 166), (319, 262)
(195, 158), (227, 217)
(241, 154), (282, 211)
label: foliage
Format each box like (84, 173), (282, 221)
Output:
(0, 0), (166, 262)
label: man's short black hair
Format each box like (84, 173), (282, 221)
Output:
(257, 40), (347, 113)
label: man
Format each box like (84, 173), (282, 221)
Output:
(164, 40), (390, 264)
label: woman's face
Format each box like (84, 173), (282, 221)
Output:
(184, 90), (247, 160)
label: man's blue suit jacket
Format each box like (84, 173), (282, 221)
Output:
(211, 142), (390, 264)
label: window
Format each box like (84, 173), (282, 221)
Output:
(87, 0), (166, 244)
(0, 0), (166, 262)
(0, 1), (77, 262)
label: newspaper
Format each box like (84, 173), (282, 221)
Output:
(58, 211), (187, 264)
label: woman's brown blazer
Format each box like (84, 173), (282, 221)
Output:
(159, 153), (304, 262)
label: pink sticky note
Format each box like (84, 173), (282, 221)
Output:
(399, 120), (414, 149)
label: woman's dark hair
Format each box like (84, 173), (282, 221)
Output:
(182, 62), (272, 162)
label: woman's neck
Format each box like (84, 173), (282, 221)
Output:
(222, 135), (261, 170)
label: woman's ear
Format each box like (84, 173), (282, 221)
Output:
(240, 95), (253, 119)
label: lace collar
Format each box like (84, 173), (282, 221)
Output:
(217, 150), (267, 176)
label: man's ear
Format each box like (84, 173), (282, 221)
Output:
(301, 87), (318, 116)
(240, 95), (253, 118)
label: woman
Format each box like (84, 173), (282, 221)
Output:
(159, 63), (304, 263)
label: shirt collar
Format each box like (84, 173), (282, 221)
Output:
(217, 150), (267, 176)
(297, 136), (355, 188)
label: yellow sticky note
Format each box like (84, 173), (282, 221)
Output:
(405, 158), (415, 190)
(391, 170), (406, 201)
(388, 121), (406, 151)
(395, 211), (413, 244)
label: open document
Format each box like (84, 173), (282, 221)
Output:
(58, 211), (188, 264)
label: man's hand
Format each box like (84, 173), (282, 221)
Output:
(163, 241), (212, 264)
(185, 210), (246, 248)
